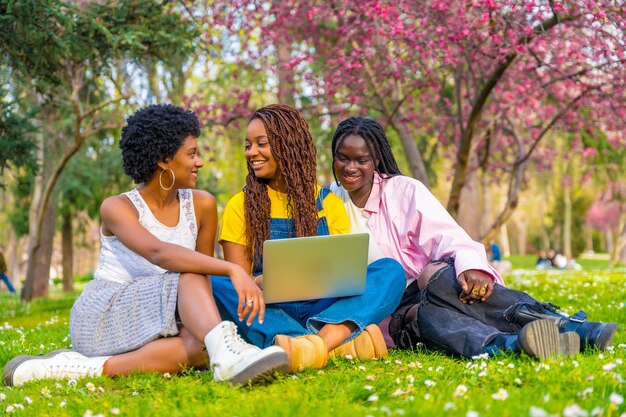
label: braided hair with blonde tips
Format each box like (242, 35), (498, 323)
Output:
(243, 104), (319, 263)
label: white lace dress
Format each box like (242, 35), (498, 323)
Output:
(69, 188), (198, 357)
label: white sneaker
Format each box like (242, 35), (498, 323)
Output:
(204, 321), (289, 385)
(3, 349), (109, 387)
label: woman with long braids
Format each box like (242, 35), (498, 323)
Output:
(329, 116), (617, 359)
(212, 104), (406, 372)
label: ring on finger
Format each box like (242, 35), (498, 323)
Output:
(478, 286), (487, 296)
(246, 297), (254, 307)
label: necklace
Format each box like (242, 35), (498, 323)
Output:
(350, 183), (373, 208)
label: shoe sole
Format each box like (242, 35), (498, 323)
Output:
(594, 322), (617, 350)
(560, 332), (580, 356)
(3, 349), (72, 387)
(519, 319), (560, 359)
(228, 351), (290, 387)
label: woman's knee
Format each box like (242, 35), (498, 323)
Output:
(179, 272), (207, 282)
(417, 262), (449, 290)
(369, 258), (406, 288)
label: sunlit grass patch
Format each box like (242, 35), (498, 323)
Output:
(0, 270), (624, 416)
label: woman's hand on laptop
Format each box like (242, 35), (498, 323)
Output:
(253, 275), (264, 290)
(229, 265), (266, 325)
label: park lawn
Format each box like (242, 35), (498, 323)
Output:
(0, 269), (625, 417)
(506, 254), (613, 271)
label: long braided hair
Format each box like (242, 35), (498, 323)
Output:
(243, 104), (319, 263)
(331, 117), (402, 184)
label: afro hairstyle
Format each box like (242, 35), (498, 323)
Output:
(119, 104), (201, 184)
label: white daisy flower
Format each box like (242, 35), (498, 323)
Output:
(491, 388), (508, 401)
(563, 403), (588, 417)
(529, 406), (548, 417)
(453, 384), (468, 397)
(610, 393), (624, 405)
(603, 363), (617, 372)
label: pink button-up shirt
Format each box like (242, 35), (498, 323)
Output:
(337, 173), (504, 287)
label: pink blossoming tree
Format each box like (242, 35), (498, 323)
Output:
(194, 0), (626, 244)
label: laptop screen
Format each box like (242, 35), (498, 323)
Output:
(262, 233), (369, 303)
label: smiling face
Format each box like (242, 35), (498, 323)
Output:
(165, 135), (203, 189)
(245, 118), (283, 190)
(333, 134), (378, 207)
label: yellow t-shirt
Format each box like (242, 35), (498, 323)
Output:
(219, 185), (350, 246)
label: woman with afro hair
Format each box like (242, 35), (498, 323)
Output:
(3, 104), (289, 387)
(212, 104), (406, 372)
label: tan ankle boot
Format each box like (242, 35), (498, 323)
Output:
(274, 334), (328, 372)
(328, 324), (388, 360)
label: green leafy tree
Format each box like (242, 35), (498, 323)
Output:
(1, 0), (198, 300)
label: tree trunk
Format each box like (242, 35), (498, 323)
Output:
(456, 165), (481, 239)
(146, 60), (163, 104)
(275, 37), (296, 108)
(563, 178), (573, 259)
(499, 224), (511, 257)
(21, 131), (45, 301)
(61, 211), (74, 292)
(7, 229), (19, 290)
(480, 169), (492, 238)
(389, 117), (429, 187)
(616, 214), (626, 265)
(446, 14), (563, 218)
(2, 177), (20, 288)
(22, 113), (65, 301)
(515, 218), (528, 256)
(22, 194), (57, 300)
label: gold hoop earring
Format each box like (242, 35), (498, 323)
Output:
(159, 168), (175, 191)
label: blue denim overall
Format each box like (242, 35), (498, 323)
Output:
(211, 188), (406, 348)
(389, 258), (546, 358)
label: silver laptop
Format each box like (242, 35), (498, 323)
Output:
(262, 233), (369, 303)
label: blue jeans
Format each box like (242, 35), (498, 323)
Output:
(0, 272), (16, 294)
(390, 259), (539, 358)
(211, 257), (406, 348)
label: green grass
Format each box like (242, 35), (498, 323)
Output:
(1, 270), (625, 417)
(506, 254), (612, 270)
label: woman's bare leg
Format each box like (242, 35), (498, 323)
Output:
(317, 322), (358, 351)
(103, 273), (221, 376)
(176, 273), (222, 340)
(103, 327), (208, 376)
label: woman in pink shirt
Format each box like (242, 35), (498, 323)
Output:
(329, 116), (616, 359)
